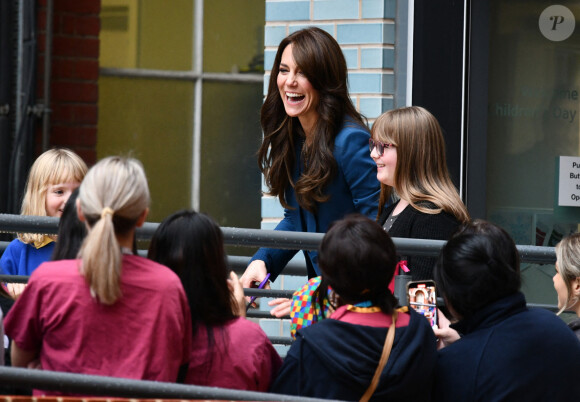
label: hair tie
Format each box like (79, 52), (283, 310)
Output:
(101, 207), (115, 219)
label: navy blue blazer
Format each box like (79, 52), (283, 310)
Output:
(271, 307), (437, 400)
(251, 121), (381, 281)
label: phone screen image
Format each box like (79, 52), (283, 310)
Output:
(407, 281), (438, 328)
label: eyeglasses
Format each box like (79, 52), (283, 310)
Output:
(369, 138), (395, 156)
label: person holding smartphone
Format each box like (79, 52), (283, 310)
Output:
(432, 220), (580, 401)
(370, 106), (470, 280)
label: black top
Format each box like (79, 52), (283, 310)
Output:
(378, 201), (461, 280)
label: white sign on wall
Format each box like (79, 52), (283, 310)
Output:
(558, 156), (580, 206)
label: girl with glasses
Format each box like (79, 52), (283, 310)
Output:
(370, 106), (470, 280)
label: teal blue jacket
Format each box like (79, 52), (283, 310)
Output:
(251, 120), (381, 280)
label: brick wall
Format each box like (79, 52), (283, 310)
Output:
(260, 0), (398, 355)
(37, 0), (101, 165)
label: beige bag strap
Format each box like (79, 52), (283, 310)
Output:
(360, 310), (398, 402)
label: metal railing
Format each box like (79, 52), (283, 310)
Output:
(0, 366), (338, 401)
(0, 213), (560, 343)
(0, 214), (564, 398)
(0, 213), (558, 262)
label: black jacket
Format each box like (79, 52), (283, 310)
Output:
(434, 293), (580, 401)
(378, 201), (460, 280)
(270, 308), (437, 401)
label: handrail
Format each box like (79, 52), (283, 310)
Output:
(0, 245), (308, 277)
(0, 273), (295, 298)
(0, 213), (557, 263)
(0, 213), (560, 346)
(0, 366), (337, 401)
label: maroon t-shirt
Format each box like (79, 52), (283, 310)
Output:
(187, 317), (282, 391)
(5, 255), (192, 396)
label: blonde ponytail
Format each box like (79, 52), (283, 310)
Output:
(78, 157), (149, 305)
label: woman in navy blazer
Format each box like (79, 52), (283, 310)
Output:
(241, 27), (380, 316)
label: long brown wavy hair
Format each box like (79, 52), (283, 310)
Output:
(372, 106), (470, 223)
(259, 27), (366, 212)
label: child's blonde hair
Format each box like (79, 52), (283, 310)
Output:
(78, 156), (150, 305)
(19, 148), (88, 244)
(555, 233), (580, 315)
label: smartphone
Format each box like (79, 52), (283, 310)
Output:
(407, 280), (438, 328)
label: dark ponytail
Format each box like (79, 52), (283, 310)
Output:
(318, 214), (398, 315)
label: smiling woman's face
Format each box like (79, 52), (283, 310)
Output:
(370, 138), (397, 187)
(277, 44), (320, 133)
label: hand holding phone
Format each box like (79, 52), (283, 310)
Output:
(432, 308), (460, 350)
(407, 280), (438, 328)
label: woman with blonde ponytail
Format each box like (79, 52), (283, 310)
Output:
(4, 157), (192, 396)
(554, 233), (580, 340)
(76, 157), (150, 305)
(370, 106), (470, 280)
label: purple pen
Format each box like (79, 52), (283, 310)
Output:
(246, 273), (271, 311)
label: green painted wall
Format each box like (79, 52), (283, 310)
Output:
(99, 0), (264, 228)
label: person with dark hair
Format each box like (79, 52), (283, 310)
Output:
(371, 106), (470, 281)
(271, 214), (436, 400)
(241, 27), (381, 316)
(433, 220), (580, 401)
(51, 188), (87, 260)
(148, 210), (282, 391)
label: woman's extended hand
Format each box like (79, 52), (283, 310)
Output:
(433, 309), (460, 350)
(240, 260), (270, 305)
(269, 298), (292, 318)
(227, 271), (246, 318)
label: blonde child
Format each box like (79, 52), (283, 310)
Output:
(0, 148), (87, 277)
(554, 233), (580, 340)
(5, 157), (191, 396)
